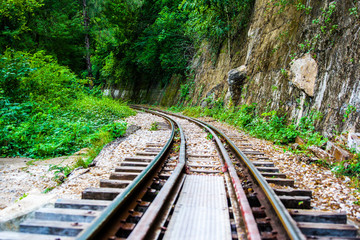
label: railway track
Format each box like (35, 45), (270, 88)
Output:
(0, 106), (359, 240)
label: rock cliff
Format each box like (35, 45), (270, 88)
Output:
(107, 0), (359, 137)
(187, 0), (360, 137)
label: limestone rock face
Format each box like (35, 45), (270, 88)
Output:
(290, 54), (318, 97)
(227, 65), (247, 104)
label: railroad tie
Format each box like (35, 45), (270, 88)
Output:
(55, 199), (111, 211)
(82, 187), (123, 200)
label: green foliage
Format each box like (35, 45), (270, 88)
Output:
(150, 122), (159, 131)
(0, 0), (255, 88)
(179, 81), (194, 103)
(0, 0), (44, 44)
(15, 192), (29, 202)
(181, 0), (253, 52)
(92, 0), (254, 87)
(349, 6), (358, 17)
(172, 103), (326, 146)
(343, 105), (357, 122)
(296, 2), (312, 14)
(332, 157), (360, 185)
(0, 50), (135, 159)
(0, 49), (79, 104)
(0, 0), (84, 74)
(49, 164), (72, 183)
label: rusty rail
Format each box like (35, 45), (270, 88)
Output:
(151, 108), (305, 240)
(127, 108), (186, 240)
(77, 111), (176, 240)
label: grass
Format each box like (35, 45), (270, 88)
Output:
(150, 122), (159, 131)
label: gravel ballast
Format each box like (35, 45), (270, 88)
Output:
(0, 112), (170, 221)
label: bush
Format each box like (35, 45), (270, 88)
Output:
(0, 50), (79, 104)
(0, 50), (135, 159)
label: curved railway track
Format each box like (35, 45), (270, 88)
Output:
(0, 106), (359, 240)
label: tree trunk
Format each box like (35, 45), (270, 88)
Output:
(83, 0), (93, 87)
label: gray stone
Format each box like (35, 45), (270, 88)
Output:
(227, 65), (247, 104)
(290, 53), (318, 97)
(347, 133), (360, 153)
(309, 146), (332, 160)
(291, 143), (300, 150)
(326, 141), (350, 162)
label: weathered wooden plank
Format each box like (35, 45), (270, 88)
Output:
(187, 159), (218, 164)
(100, 179), (132, 188)
(279, 196), (311, 209)
(115, 166), (145, 173)
(242, 151), (264, 155)
(189, 168), (222, 174)
(55, 199), (111, 210)
(135, 151), (158, 156)
(265, 178), (294, 187)
(123, 156), (153, 162)
(289, 209), (347, 224)
(187, 163), (221, 168)
(146, 143), (163, 147)
(256, 167), (280, 172)
(110, 172), (139, 180)
(20, 220), (88, 236)
(298, 222), (358, 237)
(144, 147), (162, 152)
(35, 208), (100, 223)
(82, 187), (123, 200)
(260, 172), (287, 178)
(273, 188), (312, 197)
(119, 161), (149, 167)
(252, 161), (275, 167)
(0, 231), (74, 240)
(187, 154), (214, 158)
(230, 137), (248, 141)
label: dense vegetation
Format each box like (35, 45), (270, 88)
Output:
(1, 0), (254, 86)
(0, 50), (135, 159)
(0, 0), (253, 159)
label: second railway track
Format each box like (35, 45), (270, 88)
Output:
(0, 106), (359, 240)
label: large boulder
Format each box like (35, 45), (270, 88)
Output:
(227, 65), (247, 104)
(290, 53), (318, 97)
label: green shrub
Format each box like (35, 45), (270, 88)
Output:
(0, 50), (135, 159)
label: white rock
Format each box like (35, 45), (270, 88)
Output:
(290, 53), (318, 97)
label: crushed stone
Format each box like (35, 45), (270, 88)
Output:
(201, 117), (360, 223)
(0, 112), (170, 220)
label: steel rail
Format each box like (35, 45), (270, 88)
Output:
(199, 118), (306, 240)
(127, 108), (186, 240)
(152, 108), (305, 240)
(182, 116), (261, 240)
(143, 107), (261, 240)
(76, 112), (176, 240)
